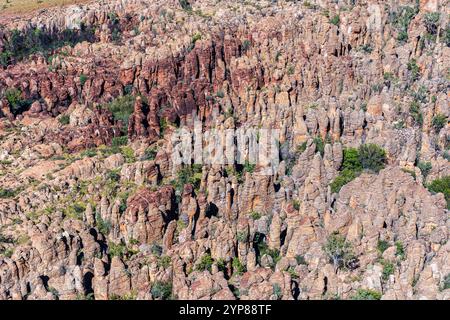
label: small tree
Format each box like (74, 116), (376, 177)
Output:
(323, 232), (356, 273)
(417, 161), (432, 180)
(431, 114), (447, 132)
(358, 144), (386, 173)
(427, 176), (450, 209)
(151, 281), (172, 300)
(195, 254), (213, 272)
(4, 88), (31, 115)
(423, 12), (440, 35)
(351, 289), (381, 300)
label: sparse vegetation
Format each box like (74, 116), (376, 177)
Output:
(196, 254), (214, 272)
(330, 145), (385, 194)
(351, 288), (381, 300)
(409, 101), (423, 126)
(272, 283), (282, 300)
(417, 161), (432, 180)
(330, 15), (340, 26)
(330, 169), (358, 194)
(323, 232), (356, 272)
(407, 59), (420, 81)
(313, 136), (325, 156)
(232, 257), (246, 275)
(4, 88), (31, 115)
(431, 114), (447, 132)
(142, 147), (158, 161)
(391, 5), (418, 44)
(107, 94), (135, 131)
(249, 211), (262, 220)
(151, 281), (172, 300)
(427, 176), (450, 209)
(0, 188), (21, 199)
(254, 235), (280, 269)
(381, 260), (395, 281)
(295, 254), (307, 265)
(172, 164), (202, 194)
(79, 74), (87, 86)
(395, 241), (406, 260)
(377, 240), (389, 254)
(58, 114), (70, 125)
(358, 143), (386, 173)
(423, 12), (440, 35)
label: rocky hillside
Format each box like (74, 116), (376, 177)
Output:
(0, 0), (449, 300)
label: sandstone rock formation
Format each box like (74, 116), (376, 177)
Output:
(0, 0), (448, 300)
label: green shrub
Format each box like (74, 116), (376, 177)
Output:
(110, 291), (137, 300)
(143, 147), (157, 160)
(342, 148), (362, 171)
(423, 12), (440, 35)
(288, 267), (298, 279)
(242, 39), (251, 52)
(358, 144), (386, 173)
(158, 255), (171, 268)
(409, 101), (423, 126)
(4, 88), (31, 115)
(64, 202), (86, 220)
(179, 0), (192, 11)
(330, 15), (340, 26)
(58, 115), (70, 125)
(81, 148), (97, 158)
(172, 164), (202, 193)
(292, 200), (300, 211)
(216, 258), (226, 273)
(417, 161), (432, 180)
(359, 44), (373, 53)
(109, 242), (127, 258)
(443, 23), (450, 47)
(112, 136), (128, 147)
(392, 5), (418, 43)
(411, 85), (428, 103)
(431, 114), (447, 132)
(330, 147), (369, 193)
(151, 281), (172, 300)
(120, 146), (136, 163)
(377, 240), (389, 254)
(313, 136), (325, 156)
(395, 241), (406, 260)
(151, 243), (163, 256)
(381, 259), (395, 281)
(191, 32), (202, 44)
(232, 257), (246, 275)
(255, 238), (280, 269)
(0, 188), (20, 198)
(107, 95), (135, 130)
(236, 231), (248, 243)
(96, 213), (111, 235)
(407, 59), (420, 81)
(427, 176), (450, 209)
(249, 211), (262, 220)
(330, 169), (358, 193)
(79, 74), (88, 87)
(351, 289), (381, 300)
(272, 284), (282, 300)
(0, 248), (14, 258)
(295, 254), (307, 265)
(196, 254), (213, 272)
(323, 232), (355, 272)
(442, 274), (450, 290)
(243, 161), (255, 174)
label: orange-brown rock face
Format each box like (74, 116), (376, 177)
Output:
(0, 0), (449, 301)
